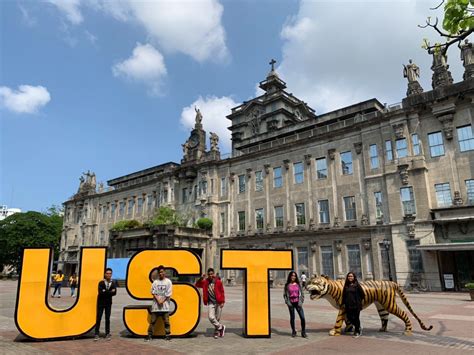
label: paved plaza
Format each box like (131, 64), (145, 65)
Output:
(1, 280), (473, 354)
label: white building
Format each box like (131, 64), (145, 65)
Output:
(0, 205), (21, 221)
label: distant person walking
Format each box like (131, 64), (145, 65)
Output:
(342, 272), (365, 338)
(195, 268), (226, 339)
(284, 271), (307, 338)
(145, 265), (172, 342)
(69, 273), (78, 297)
(51, 270), (64, 298)
(300, 272), (307, 288)
(94, 268), (117, 341)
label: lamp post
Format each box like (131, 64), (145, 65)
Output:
(383, 239), (393, 281)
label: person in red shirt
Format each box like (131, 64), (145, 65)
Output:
(195, 268), (226, 339)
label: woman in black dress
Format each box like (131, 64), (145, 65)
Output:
(342, 272), (365, 338)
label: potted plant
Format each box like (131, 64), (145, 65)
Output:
(465, 283), (474, 301)
(196, 217), (213, 231)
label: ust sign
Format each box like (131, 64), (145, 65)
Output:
(15, 247), (293, 340)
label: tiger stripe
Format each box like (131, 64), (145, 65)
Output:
(307, 276), (433, 336)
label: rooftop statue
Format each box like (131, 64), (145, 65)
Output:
(460, 39), (473, 66)
(182, 141), (190, 156)
(429, 48), (453, 88)
(403, 59), (420, 83)
(403, 59), (423, 96)
(210, 132), (219, 152)
(195, 107), (203, 125)
(460, 39), (474, 80)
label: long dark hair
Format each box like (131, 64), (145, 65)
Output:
(285, 271), (300, 290)
(343, 271), (359, 289)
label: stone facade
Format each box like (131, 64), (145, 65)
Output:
(59, 60), (474, 291)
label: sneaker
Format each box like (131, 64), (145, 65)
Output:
(353, 332), (361, 338)
(302, 332), (308, 338)
(94, 335), (100, 341)
(165, 335), (171, 341)
(105, 334), (112, 341)
(291, 331), (297, 337)
(219, 325), (226, 338)
(213, 330), (219, 339)
(144, 336), (152, 342)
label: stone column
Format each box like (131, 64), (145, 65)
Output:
(310, 242), (318, 276)
(229, 173), (235, 236)
(328, 149), (339, 227)
(132, 196), (136, 219)
(284, 159), (291, 231)
(264, 164), (271, 232)
(335, 240), (345, 279)
(305, 154), (314, 227)
(362, 238), (373, 280)
(246, 168), (252, 234)
(354, 142), (369, 224)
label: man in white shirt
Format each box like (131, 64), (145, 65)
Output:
(300, 272), (307, 288)
(145, 265), (172, 341)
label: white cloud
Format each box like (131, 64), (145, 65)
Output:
(47, 0), (229, 63)
(0, 85), (51, 114)
(18, 4), (37, 27)
(47, 0), (83, 25)
(180, 96), (238, 153)
(278, 0), (465, 114)
(120, 0), (229, 63)
(112, 43), (167, 96)
(84, 30), (98, 45)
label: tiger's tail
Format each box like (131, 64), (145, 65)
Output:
(396, 284), (433, 331)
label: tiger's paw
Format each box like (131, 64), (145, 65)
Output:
(329, 329), (341, 336)
(403, 330), (413, 336)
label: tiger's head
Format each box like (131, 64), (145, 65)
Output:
(306, 274), (330, 300)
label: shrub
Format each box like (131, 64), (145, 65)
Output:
(148, 207), (184, 227)
(465, 283), (474, 289)
(196, 217), (213, 230)
(110, 219), (142, 232)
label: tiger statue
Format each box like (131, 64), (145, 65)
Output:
(306, 275), (433, 336)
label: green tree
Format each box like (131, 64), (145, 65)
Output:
(44, 204), (64, 217)
(0, 211), (63, 272)
(421, 0), (474, 53)
(148, 206), (184, 227)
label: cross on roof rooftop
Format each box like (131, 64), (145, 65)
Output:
(269, 58), (276, 71)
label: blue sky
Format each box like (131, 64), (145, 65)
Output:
(0, 0), (466, 212)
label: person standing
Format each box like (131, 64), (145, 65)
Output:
(69, 273), (78, 297)
(52, 270), (64, 298)
(195, 268), (226, 339)
(342, 272), (365, 338)
(145, 265), (172, 342)
(300, 272), (307, 288)
(284, 271), (307, 338)
(94, 268), (117, 341)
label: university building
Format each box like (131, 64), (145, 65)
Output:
(59, 50), (474, 291)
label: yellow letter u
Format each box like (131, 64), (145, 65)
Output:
(15, 247), (106, 339)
